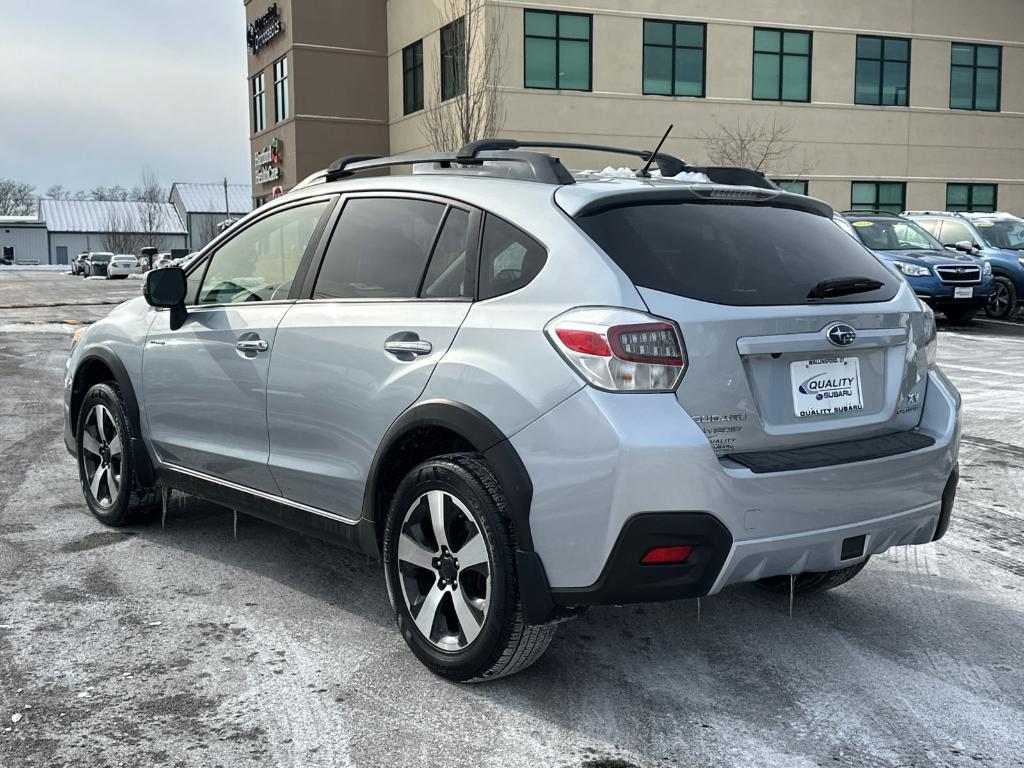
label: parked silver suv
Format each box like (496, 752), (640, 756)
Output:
(65, 140), (961, 682)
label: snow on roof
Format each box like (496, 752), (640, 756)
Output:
(172, 183), (253, 214)
(0, 215), (43, 225)
(38, 199), (186, 234)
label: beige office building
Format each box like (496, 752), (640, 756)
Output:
(246, 0), (1024, 214)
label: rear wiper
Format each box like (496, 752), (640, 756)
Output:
(807, 276), (885, 301)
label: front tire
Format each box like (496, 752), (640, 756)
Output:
(986, 276), (1017, 320)
(383, 454), (556, 682)
(757, 559), (869, 594)
(76, 382), (159, 526)
(942, 306), (976, 325)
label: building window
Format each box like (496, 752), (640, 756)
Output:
(440, 17), (466, 101)
(851, 181), (906, 214)
(753, 28), (811, 102)
(947, 183), (997, 212)
(403, 40), (424, 115)
(950, 43), (1001, 111)
(273, 57), (289, 122)
(855, 36), (909, 106)
(251, 72), (266, 134)
(774, 180), (808, 196)
(643, 20), (705, 97)
(524, 9), (592, 91)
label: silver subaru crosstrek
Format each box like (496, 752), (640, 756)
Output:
(64, 140), (961, 682)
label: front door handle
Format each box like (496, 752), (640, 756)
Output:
(236, 339), (269, 353)
(384, 339), (432, 356)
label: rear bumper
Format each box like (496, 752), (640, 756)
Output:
(512, 368), (960, 603)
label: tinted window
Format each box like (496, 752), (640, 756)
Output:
(198, 201), (329, 305)
(937, 219), (975, 246)
(914, 219), (941, 237)
(848, 217), (942, 251)
(576, 202), (898, 306)
(975, 219), (1024, 250)
(314, 198), (446, 299)
(478, 215), (547, 300)
(421, 208), (470, 298)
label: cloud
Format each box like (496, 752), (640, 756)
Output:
(2, 1), (250, 192)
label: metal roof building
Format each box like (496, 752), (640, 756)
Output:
(169, 183), (253, 251)
(37, 200), (187, 266)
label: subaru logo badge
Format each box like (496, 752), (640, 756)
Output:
(826, 323), (857, 347)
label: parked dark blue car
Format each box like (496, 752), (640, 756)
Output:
(904, 212), (1024, 320)
(838, 211), (993, 324)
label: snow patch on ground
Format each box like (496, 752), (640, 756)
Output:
(0, 264), (68, 272)
(0, 323), (77, 333)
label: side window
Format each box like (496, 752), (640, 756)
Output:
(914, 219), (941, 238)
(313, 198), (446, 299)
(478, 215), (547, 300)
(421, 208), (471, 299)
(938, 220), (974, 246)
(198, 201), (330, 305)
(185, 259), (206, 305)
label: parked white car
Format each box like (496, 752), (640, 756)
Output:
(106, 255), (141, 279)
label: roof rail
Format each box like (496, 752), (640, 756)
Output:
(322, 149), (576, 185)
(841, 209), (904, 216)
(308, 138), (778, 190)
(456, 138), (687, 177)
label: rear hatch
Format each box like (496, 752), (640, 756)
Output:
(569, 189), (930, 457)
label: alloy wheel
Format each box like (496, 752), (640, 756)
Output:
(989, 282), (1010, 317)
(81, 404), (122, 509)
(396, 490), (492, 652)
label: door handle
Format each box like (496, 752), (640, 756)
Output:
(236, 339), (269, 353)
(384, 339), (432, 356)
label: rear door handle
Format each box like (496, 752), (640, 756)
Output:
(384, 339), (433, 356)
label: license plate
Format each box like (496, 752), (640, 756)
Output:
(791, 357), (864, 418)
(954, 287), (973, 299)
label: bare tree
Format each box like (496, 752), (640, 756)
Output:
(701, 115), (814, 179)
(420, 0), (506, 151)
(0, 178), (37, 216)
(134, 168), (167, 249)
(103, 208), (141, 255)
(46, 184), (71, 200)
(195, 217), (221, 250)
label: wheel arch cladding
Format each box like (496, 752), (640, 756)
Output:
(363, 399), (557, 625)
(72, 348), (155, 487)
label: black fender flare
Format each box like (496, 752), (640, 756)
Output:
(72, 347), (156, 488)
(363, 399), (558, 624)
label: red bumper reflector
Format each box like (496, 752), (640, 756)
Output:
(640, 545), (693, 564)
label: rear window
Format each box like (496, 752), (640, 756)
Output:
(576, 201), (898, 306)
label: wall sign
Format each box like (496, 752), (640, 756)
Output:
(247, 3), (284, 55)
(255, 138), (284, 185)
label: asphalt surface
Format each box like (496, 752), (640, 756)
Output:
(2, 270), (1023, 768)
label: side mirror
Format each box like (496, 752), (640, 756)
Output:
(954, 240), (976, 253)
(143, 267), (188, 330)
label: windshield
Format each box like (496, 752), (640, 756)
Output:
(848, 217), (944, 251)
(576, 201), (897, 306)
(975, 219), (1024, 250)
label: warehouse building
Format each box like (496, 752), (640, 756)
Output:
(38, 200), (187, 265)
(245, 0), (1024, 213)
(0, 216), (48, 265)
(169, 182), (253, 251)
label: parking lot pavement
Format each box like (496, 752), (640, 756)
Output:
(0, 269), (141, 325)
(1, 296), (1023, 767)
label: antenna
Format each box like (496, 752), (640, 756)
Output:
(638, 124), (673, 178)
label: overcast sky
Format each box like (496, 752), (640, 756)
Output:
(2, 1), (250, 195)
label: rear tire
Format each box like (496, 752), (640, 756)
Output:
(942, 306), (976, 325)
(383, 453), (557, 682)
(986, 276), (1017, 320)
(757, 559), (869, 594)
(76, 382), (160, 527)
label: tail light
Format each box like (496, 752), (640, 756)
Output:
(545, 308), (687, 392)
(640, 545), (693, 564)
(920, 301), (937, 369)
